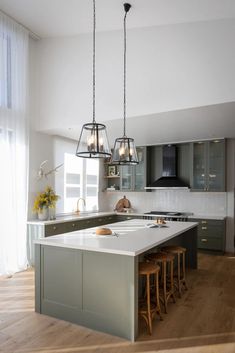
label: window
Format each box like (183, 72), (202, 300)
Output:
(0, 33), (11, 108)
(64, 153), (99, 213)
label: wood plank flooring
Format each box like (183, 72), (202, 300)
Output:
(1, 253), (235, 353)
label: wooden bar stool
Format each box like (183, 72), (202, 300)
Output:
(138, 262), (162, 335)
(161, 245), (188, 297)
(145, 252), (176, 313)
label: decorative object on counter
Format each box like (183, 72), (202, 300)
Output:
(36, 160), (63, 181)
(154, 218), (166, 225)
(111, 3), (138, 166)
(95, 227), (112, 236)
(33, 186), (60, 221)
(75, 0), (111, 159)
(114, 195), (132, 212)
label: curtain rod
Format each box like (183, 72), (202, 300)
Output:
(0, 9), (41, 40)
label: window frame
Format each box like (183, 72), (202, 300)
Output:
(0, 32), (12, 109)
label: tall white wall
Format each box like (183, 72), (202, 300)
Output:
(35, 18), (235, 132)
(28, 38), (55, 219)
(27, 130), (54, 219)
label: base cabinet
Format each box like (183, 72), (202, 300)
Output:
(189, 218), (225, 253)
(27, 214), (124, 265)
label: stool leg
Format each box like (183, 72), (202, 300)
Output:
(170, 259), (176, 303)
(155, 271), (163, 321)
(163, 262), (167, 313)
(182, 252), (188, 290)
(177, 253), (182, 297)
(146, 274), (152, 335)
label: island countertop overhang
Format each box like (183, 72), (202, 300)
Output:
(34, 219), (198, 256)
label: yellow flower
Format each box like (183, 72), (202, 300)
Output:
(33, 186), (60, 212)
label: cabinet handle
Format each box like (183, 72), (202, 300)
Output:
(201, 238), (208, 243)
(53, 226), (57, 230)
(201, 174), (205, 177)
(209, 174), (216, 178)
(72, 223), (75, 227)
(201, 221), (207, 224)
(201, 227), (207, 230)
(98, 218), (102, 222)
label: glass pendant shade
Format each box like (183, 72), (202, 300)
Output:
(76, 122), (111, 158)
(112, 136), (138, 165)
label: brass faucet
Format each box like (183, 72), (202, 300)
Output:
(76, 198), (86, 215)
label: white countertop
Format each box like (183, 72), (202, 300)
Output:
(27, 211), (115, 225)
(34, 219), (198, 256)
(27, 211), (226, 225)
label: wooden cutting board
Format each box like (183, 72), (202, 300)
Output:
(114, 195), (131, 212)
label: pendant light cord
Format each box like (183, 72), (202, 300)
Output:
(93, 0), (96, 124)
(123, 10), (127, 137)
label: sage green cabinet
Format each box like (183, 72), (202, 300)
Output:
(116, 214), (143, 222)
(120, 147), (147, 191)
(27, 214), (120, 265)
(189, 218), (225, 253)
(191, 139), (225, 191)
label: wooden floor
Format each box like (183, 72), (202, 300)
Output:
(1, 253), (235, 353)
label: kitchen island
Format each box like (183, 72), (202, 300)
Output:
(34, 219), (198, 341)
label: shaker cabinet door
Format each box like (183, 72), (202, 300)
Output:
(191, 139), (225, 192)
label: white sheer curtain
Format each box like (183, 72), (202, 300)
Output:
(0, 12), (29, 276)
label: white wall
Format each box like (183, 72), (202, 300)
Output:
(27, 130), (54, 219)
(28, 38), (55, 219)
(35, 18), (235, 134)
(53, 136), (75, 213)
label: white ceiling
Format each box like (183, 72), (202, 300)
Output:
(46, 102), (235, 145)
(1, 0), (235, 37)
(1, 0), (235, 143)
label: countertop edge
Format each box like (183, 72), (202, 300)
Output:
(27, 211), (226, 225)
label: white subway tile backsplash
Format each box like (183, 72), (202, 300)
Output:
(99, 190), (227, 217)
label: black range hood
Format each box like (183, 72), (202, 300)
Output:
(145, 145), (190, 190)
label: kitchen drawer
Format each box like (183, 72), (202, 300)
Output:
(117, 215), (143, 221)
(198, 236), (223, 251)
(103, 215), (119, 224)
(197, 225), (224, 239)
(65, 220), (86, 232)
(45, 223), (67, 236)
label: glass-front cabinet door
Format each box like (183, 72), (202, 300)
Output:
(192, 142), (207, 190)
(119, 147), (147, 191)
(191, 139), (225, 191)
(120, 165), (133, 190)
(134, 147), (146, 191)
(208, 140), (225, 191)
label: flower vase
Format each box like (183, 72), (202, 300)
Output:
(38, 206), (49, 221)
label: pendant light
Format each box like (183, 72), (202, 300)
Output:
(111, 3), (138, 165)
(76, 0), (111, 158)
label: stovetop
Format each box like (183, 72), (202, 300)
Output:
(145, 211), (190, 216)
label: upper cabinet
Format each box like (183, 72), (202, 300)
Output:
(104, 147), (147, 192)
(190, 139), (225, 192)
(103, 140), (226, 192)
(120, 147), (147, 191)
